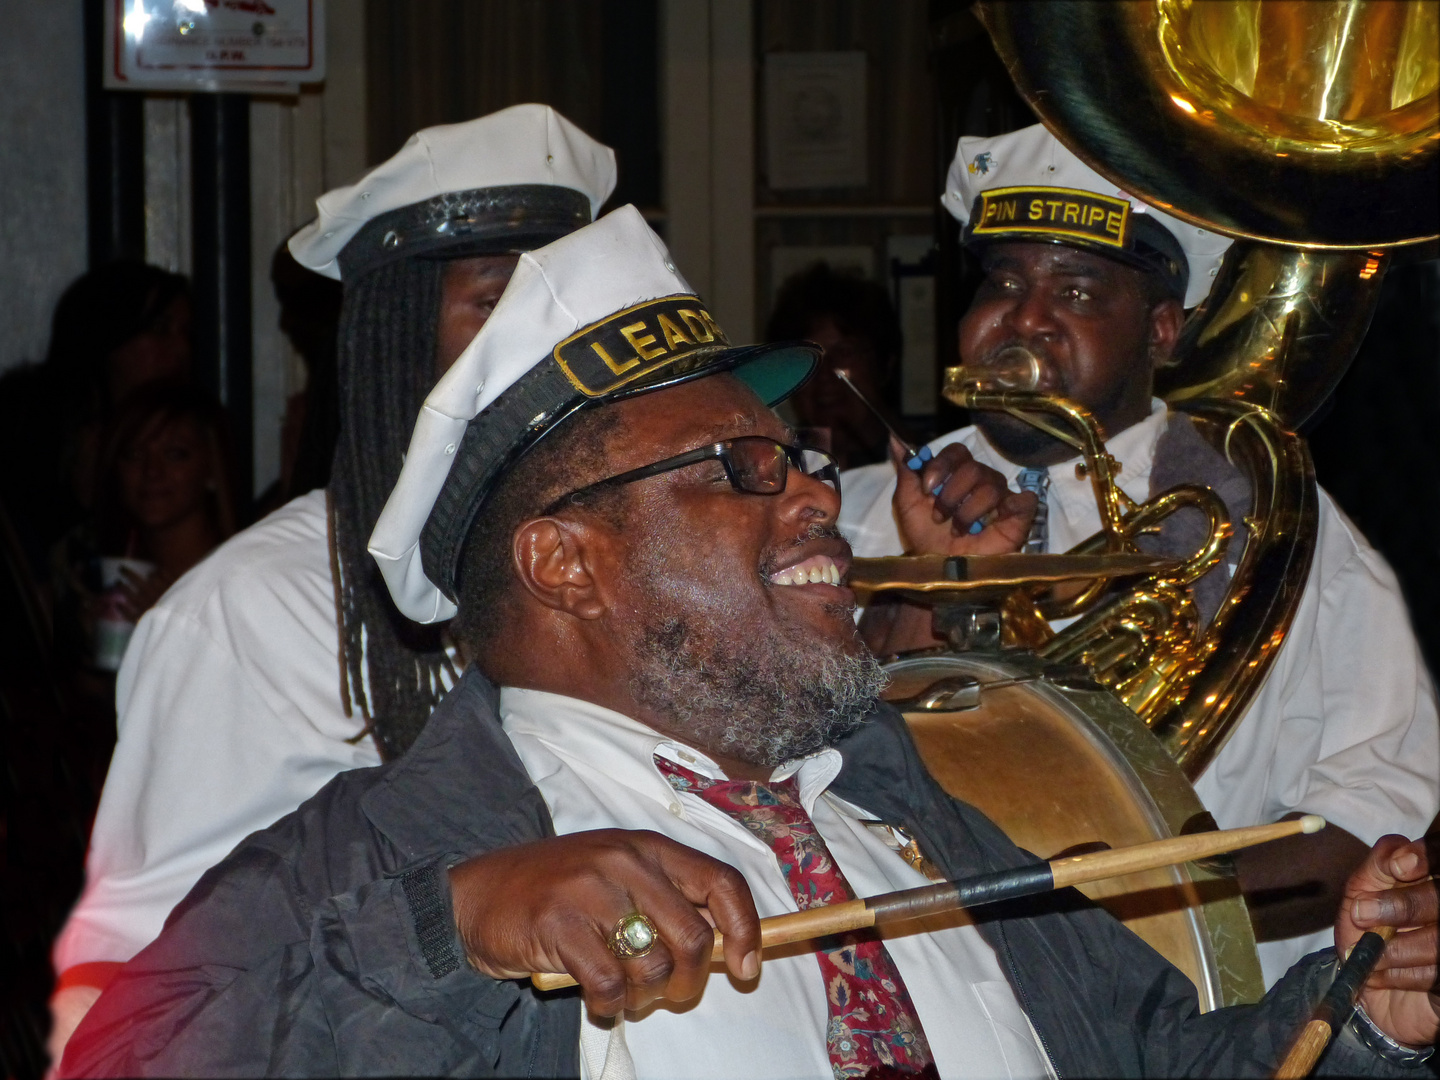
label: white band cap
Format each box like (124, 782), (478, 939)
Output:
(290, 104), (617, 280)
(943, 123), (1231, 308)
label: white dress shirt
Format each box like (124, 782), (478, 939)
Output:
(501, 687), (1056, 1080)
(53, 490), (386, 973)
(838, 401), (1440, 986)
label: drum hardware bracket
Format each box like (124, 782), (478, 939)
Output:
(889, 673), (1031, 711)
(933, 602), (1002, 651)
(1180, 811), (1239, 878)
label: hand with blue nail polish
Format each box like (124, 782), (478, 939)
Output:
(903, 445), (947, 496)
(904, 444), (933, 471)
(887, 436), (1038, 560)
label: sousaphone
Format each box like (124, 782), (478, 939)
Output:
(853, 0), (1437, 1007)
(975, 0), (1439, 774)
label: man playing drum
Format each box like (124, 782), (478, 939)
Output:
(838, 123), (1440, 986)
(60, 206), (1438, 1079)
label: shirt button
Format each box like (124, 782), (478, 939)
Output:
(668, 803), (684, 817)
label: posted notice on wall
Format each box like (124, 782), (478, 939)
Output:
(105, 0), (326, 93)
(764, 52), (868, 190)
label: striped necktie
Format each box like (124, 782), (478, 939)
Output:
(655, 755), (937, 1079)
(1015, 467), (1050, 554)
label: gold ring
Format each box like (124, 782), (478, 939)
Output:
(608, 913), (658, 959)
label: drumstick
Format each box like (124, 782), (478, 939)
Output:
(1273, 925), (1397, 1079)
(832, 369), (964, 514)
(833, 369), (929, 468)
(531, 815), (1325, 991)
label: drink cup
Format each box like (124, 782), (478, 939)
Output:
(93, 557), (156, 672)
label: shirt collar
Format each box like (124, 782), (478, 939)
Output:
(498, 687), (844, 815)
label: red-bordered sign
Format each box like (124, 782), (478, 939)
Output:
(105, 0), (326, 93)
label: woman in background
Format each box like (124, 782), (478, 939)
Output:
(92, 383), (237, 626)
(51, 383), (237, 747)
(0, 262), (192, 583)
(766, 262), (902, 470)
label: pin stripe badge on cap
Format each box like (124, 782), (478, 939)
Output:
(553, 296), (730, 397)
(972, 185), (1131, 249)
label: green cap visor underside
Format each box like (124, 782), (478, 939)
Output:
(614, 341), (821, 409)
(731, 344), (820, 407)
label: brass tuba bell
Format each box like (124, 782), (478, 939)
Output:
(956, 0), (1439, 776)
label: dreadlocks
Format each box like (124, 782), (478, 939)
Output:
(330, 256), (450, 759)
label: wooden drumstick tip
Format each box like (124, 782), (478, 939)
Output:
(1299, 814), (1327, 834)
(1275, 924), (1396, 1078)
(1275, 1019), (1333, 1080)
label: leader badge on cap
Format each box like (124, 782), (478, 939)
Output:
(552, 297), (731, 397)
(369, 205), (820, 624)
(943, 123), (1232, 309)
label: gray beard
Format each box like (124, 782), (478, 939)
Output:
(627, 612), (889, 767)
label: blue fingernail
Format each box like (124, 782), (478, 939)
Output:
(968, 520), (984, 534)
(932, 484), (944, 496)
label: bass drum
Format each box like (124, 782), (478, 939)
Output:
(885, 651), (1264, 1010)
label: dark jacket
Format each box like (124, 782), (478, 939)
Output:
(62, 670), (1418, 1078)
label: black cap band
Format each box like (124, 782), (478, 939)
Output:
(337, 184), (592, 280)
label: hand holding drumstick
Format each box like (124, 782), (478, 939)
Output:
(1327, 836), (1437, 1051)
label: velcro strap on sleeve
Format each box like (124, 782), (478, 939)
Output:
(399, 863), (462, 979)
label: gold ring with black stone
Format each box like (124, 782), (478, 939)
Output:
(608, 913), (658, 959)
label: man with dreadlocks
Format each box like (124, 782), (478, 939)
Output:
(47, 105), (616, 1063)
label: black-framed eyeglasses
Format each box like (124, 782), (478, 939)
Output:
(544, 436), (840, 513)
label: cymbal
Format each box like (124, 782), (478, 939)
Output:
(847, 553), (1179, 598)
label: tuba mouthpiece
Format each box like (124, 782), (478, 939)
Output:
(952, 347), (1042, 392)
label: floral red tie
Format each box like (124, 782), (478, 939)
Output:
(656, 756), (937, 1079)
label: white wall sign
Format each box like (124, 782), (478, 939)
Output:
(106, 0), (326, 93)
(764, 51), (867, 190)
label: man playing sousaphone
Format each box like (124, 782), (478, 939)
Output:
(60, 206), (1438, 1079)
(839, 123), (1440, 987)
